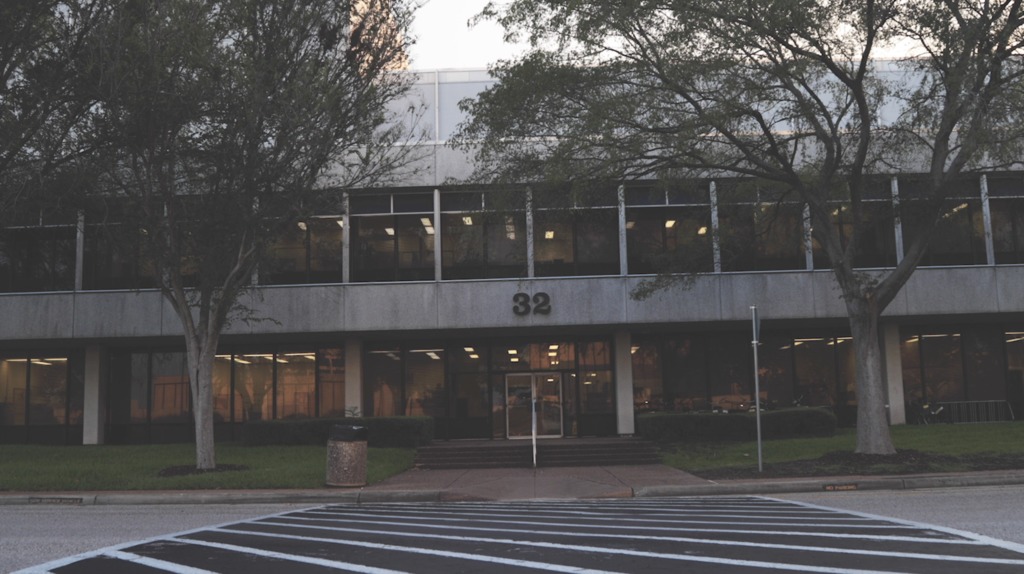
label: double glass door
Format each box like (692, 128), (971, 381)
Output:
(505, 373), (563, 438)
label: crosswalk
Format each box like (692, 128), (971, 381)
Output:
(20, 496), (1024, 573)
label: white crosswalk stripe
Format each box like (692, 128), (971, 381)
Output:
(17, 496), (1024, 574)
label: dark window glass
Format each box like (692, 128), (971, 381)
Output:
(393, 193), (434, 213)
(83, 224), (157, 290)
(624, 186), (665, 206)
(0, 226), (76, 292)
(834, 337), (857, 426)
(265, 224), (308, 284)
(901, 332), (924, 404)
(28, 358), (67, 426)
(902, 199), (986, 266)
(365, 346), (402, 416)
(813, 202), (897, 269)
(395, 214), (435, 280)
(308, 218), (344, 282)
(534, 212), (574, 277)
(276, 351), (315, 419)
(482, 214), (527, 278)
(962, 327), (1005, 401)
(990, 198), (1024, 264)
(575, 211), (619, 276)
(318, 347), (346, 417)
(708, 334), (752, 412)
(759, 334), (795, 409)
(920, 333), (965, 402)
(405, 347), (445, 416)
(440, 191), (483, 212)
(793, 337), (837, 408)
(235, 354), (274, 422)
(351, 215), (397, 282)
(626, 206), (712, 274)
(667, 183), (710, 205)
(1005, 330), (1024, 420)
(719, 203), (805, 271)
(150, 352), (189, 423)
(349, 195), (391, 214)
(663, 337), (709, 412)
(0, 357), (28, 426)
(631, 342), (664, 412)
(987, 175), (1024, 197)
(441, 213), (485, 279)
(213, 355), (232, 422)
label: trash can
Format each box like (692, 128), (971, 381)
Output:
(325, 424), (368, 487)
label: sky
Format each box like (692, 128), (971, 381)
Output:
(407, 0), (527, 70)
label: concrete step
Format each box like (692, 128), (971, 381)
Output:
(414, 438), (660, 469)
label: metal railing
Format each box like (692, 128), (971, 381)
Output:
(935, 400), (1015, 424)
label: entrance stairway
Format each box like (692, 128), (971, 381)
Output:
(414, 437), (661, 469)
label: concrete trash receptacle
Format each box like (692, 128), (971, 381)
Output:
(325, 424), (368, 487)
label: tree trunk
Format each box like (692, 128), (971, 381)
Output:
(846, 298), (897, 455)
(186, 335), (217, 470)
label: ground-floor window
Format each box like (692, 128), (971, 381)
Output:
(631, 332), (858, 426)
(0, 352), (83, 444)
(106, 347), (344, 443)
(901, 326), (1018, 422)
(364, 339), (616, 440)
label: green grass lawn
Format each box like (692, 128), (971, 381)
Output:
(660, 422), (1024, 476)
(0, 443), (414, 492)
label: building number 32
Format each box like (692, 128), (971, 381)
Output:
(512, 292), (552, 316)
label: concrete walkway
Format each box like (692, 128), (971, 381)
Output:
(3, 464), (1024, 505)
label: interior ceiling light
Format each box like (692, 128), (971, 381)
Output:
(426, 352), (441, 360)
(384, 227), (395, 236)
(297, 221), (307, 231)
(665, 220), (677, 228)
(697, 226), (708, 235)
(548, 344), (559, 350)
(626, 221), (636, 229)
(507, 349), (517, 355)
(336, 219), (345, 228)
(462, 216), (473, 225)
(420, 217), (431, 227)
(469, 354), (480, 359)
(544, 230), (555, 239)
(464, 347), (475, 353)
(510, 357), (520, 362)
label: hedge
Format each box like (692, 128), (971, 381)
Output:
(636, 407), (837, 443)
(241, 416), (434, 448)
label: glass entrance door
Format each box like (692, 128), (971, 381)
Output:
(505, 373), (563, 439)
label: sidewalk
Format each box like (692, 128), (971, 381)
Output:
(3, 464), (1024, 505)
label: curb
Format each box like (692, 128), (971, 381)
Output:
(3, 472), (1023, 506)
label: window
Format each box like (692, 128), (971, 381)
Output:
(351, 192), (435, 282)
(534, 210), (619, 277)
(988, 176), (1024, 264)
(900, 179), (985, 266)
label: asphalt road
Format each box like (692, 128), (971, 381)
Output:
(780, 484), (1024, 545)
(0, 504), (312, 573)
(14, 496), (1024, 573)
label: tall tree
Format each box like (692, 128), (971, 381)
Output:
(456, 0), (1024, 454)
(80, 0), (418, 469)
(0, 0), (107, 220)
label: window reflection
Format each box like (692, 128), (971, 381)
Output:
(276, 352), (316, 418)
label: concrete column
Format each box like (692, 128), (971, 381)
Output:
(345, 338), (363, 417)
(981, 175), (995, 265)
(617, 185), (628, 276)
(891, 177), (904, 263)
(433, 188), (442, 280)
(525, 188), (535, 278)
(83, 345), (107, 444)
(614, 331), (635, 436)
(710, 181), (722, 273)
(881, 324), (906, 425)
(342, 193), (351, 284)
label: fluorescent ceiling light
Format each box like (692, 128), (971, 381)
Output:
(462, 216), (473, 225)
(297, 221), (307, 231)
(384, 227), (395, 236)
(544, 230), (555, 239)
(697, 226), (708, 235)
(665, 220), (676, 228)
(420, 217), (432, 227)
(626, 221), (636, 229)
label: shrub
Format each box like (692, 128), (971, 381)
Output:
(636, 408), (836, 443)
(242, 416), (434, 448)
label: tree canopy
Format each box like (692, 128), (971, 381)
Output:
(72, 0), (419, 469)
(457, 0), (1024, 454)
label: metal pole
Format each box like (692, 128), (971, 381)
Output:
(751, 305), (763, 473)
(532, 379), (538, 468)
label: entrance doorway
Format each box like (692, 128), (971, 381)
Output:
(505, 373), (563, 439)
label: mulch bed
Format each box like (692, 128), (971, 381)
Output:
(157, 464), (249, 477)
(696, 449), (1024, 480)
